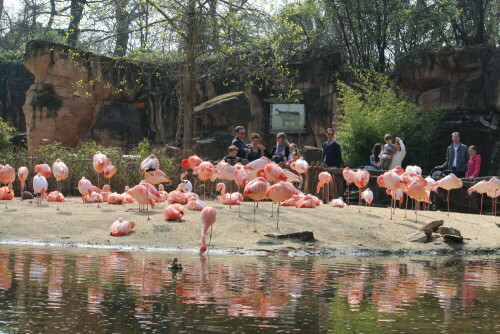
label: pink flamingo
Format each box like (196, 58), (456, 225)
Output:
(330, 197), (347, 207)
(52, 159), (68, 210)
(405, 181), (432, 223)
(0, 164), (15, 207)
(295, 194), (318, 208)
(103, 163), (117, 181)
(433, 173), (463, 216)
(107, 192), (124, 204)
(78, 177), (93, 203)
(181, 154), (203, 169)
(467, 180), (488, 214)
(361, 188), (373, 206)
(140, 154), (160, 172)
(34, 164), (51, 179)
(200, 206), (217, 254)
(100, 184), (112, 201)
(17, 166), (29, 196)
(290, 158), (309, 189)
(244, 157), (271, 180)
(342, 167), (356, 205)
(144, 168), (172, 185)
(33, 173), (48, 205)
(382, 171), (406, 219)
(353, 169), (370, 212)
(317, 171), (333, 203)
(283, 169), (302, 184)
(243, 177), (269, 232)
(217, 164), (237, 209)
(47, 191), (65, 202)
(258, 163), (287, 183)
(0, 187), (14, 200)
(485, 177), (500, 216)
(186, 197), (207, 211)
(127, 184), (155, 219)
(164, 200), (185, 221)
(265, 181), (296, 230)
(216, 182), (242, 205)
(110, 217), (135, 236)
(92, 151), (109, 188)
(280, 194), (305, 207)
(169, 183), (187, 204)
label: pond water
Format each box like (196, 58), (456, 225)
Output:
(0, 245), (498, 333)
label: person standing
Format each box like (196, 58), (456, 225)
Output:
(231, 126), (250, 160)
(465, 145), (481, 178)
(388, 137), (407, 170)
(322, 128), (342, 168)
(435, 132), (469, 178)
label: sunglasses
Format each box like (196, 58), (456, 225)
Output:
(327, 133), (334, 136)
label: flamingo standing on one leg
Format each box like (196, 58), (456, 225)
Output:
(92, 151), (109, 189)
(353, 169), (370, 212)
(317, 171), (333, 203)
(265, 181), (295, 230)
(433, 173), (463, 216)
(78, 177), (93, 203)
(405, 181), (432, 223)
(0, 164), (15, 208)
(342, 167), (355, 206)
(242, 177), (268, 232)
(361, 188), (373, 206)
(290, 158), (309, 189)
(33, 173), (48, 205)
(200, 206), (217, 254)
(17, 166), (29, 198)
(485, 177), (500, 216)
(34, 164), (51, 179)
(52, 159), (68, 211)
(468, 180), (488, 215)
(127, 184), (156, 220)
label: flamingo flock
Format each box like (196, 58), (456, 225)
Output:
(0, 150), (498, 255)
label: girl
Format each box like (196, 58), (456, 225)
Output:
(466, 145), (481, 178)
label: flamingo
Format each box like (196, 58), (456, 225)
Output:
(295, 194), (319, 208)
(107, 192), (124, 204)
(353, 169), (370, 212)
(186, 197), (207, 211)
(382, 171), (406, 219)
(361, 188), (373, 206)
(181, 154), (203, 169)
(290, 158), (309, 188)
(200, 206), (217, 254)
(164, 200), (185, 221)
(0, 164), (15, 207)
(157, 184), (169, 202)
(405, 181), (432, 223)
(342, 167), (356, 205)
(242, 177), (269, 232)
(467, 180), (488, 215)
(17, 166), (29, 195)
(47, 191), (65, 202)
(280, 194), (305, 207)
(193, 161), (215, 198)
(317, 171), (333, 203)
(485, 177), (500, 216)
(244, 157), (271, 180)
(265, 181), (296, 230)
(103, 163), (117, 181)
(144, 168), (172, 185)
(140, 154), (160, 172)
(33, 173), (48, 205)
(330, 197), (347, 207)
(169, 183), (187, 204)
(121, 186), (135, 203)
(92, 151), (109, 188)
(83, 192), (103, 204)
(100, 184), (112, 201)
(127, 184), (155, 219)
(34, 164), (51, 179)
(110, 217), (135, 236)
(216, 182), (242, 205)
(433, 173), (463, 216)
(284, 169), (302, 184)
(52, 159), (68, 210)
(217, 164), (237, 209)
(0, 187), (14, 200)
(78, 177), (93, 203)
(258, 163), (287, 183)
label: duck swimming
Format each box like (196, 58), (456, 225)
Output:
(168, 258), (183, 271)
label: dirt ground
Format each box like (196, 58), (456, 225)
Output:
(0, 197), (499, 255)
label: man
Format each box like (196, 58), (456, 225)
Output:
(231, 126), (250, 159)
(435, 131), (469, 177)
(322, 128), (342, 168)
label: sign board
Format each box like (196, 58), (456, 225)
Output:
(270, 104), (306, 133)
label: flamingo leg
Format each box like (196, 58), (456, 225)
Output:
(415, 202), (418, 223)
(390, 190), (393, 220)
(447, 190), (450, 217)
(253, 201), (257, 233)
(271, 201), (274, 217)
(276, 202), (281, 231)
(208, 225), (213, 255)
(347, 183), (350, 206)
(358, 187), (361, 213)
(480, 193), (483, 215)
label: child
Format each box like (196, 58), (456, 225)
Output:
(465, 145), (481, 178)
(223, 145), (241, 163)
(365, 143), (382, 170)
(379, 134), (396, 170)
(288, 143), (298, 161)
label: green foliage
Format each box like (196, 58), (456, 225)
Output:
(336, 69), (442, 172)
(0, 117), (15, 152)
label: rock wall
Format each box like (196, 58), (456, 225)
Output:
(396, 46), (500, 175)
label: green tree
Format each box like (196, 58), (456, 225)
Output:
(336, 68), (442, 171)
(0, 116), (14, 152)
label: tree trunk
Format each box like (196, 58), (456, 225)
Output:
(47, 0), (57, 29)
(0, 0), (4, 25)
(113, 0), (130, 57)
(67, 0), (87, 47)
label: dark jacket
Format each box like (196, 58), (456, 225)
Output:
(268, 145), (290, 163)
(322, 140), (342, 168)
(442, 143), (469, 173)
(231, 137), (247, 159)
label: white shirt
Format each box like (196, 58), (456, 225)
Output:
(388, 140), (406, 170)
(453, 145), (459, 167)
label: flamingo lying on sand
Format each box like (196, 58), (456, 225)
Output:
(330, 197), (347, 208)
(164, 200), (185, 221)
(47, 191), (65, 202)
(200, 206), (217, 254)
(216, 183), (242, 205)
(186, 197), (207, 211)
(110, 217), (135, 236)
(0, 187), (14, 200)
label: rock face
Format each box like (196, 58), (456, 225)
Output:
(396, 46), (500, 175)
(22, 40), (177, 152)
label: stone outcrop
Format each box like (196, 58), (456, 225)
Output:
(22, 40), (177, 152)
(396, 46), (500, 175)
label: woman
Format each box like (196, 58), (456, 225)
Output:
(465, 145), (481, 178)
(269, 132), (290, 164)
(364, 143), (382, 170)
(388, 137), (406, 170)
(247, 133), (268, 162)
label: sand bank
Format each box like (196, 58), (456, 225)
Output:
(0, 198), (499, 256)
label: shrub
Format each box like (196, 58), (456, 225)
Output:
(336, 68), (442, 172)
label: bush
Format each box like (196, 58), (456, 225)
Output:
(336, 69), (442, 172)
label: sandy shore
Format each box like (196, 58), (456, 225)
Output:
(0, 197), (499, 255)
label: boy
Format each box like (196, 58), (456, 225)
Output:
(379, 134), (396, 170)
(223, 145), (241, 163)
